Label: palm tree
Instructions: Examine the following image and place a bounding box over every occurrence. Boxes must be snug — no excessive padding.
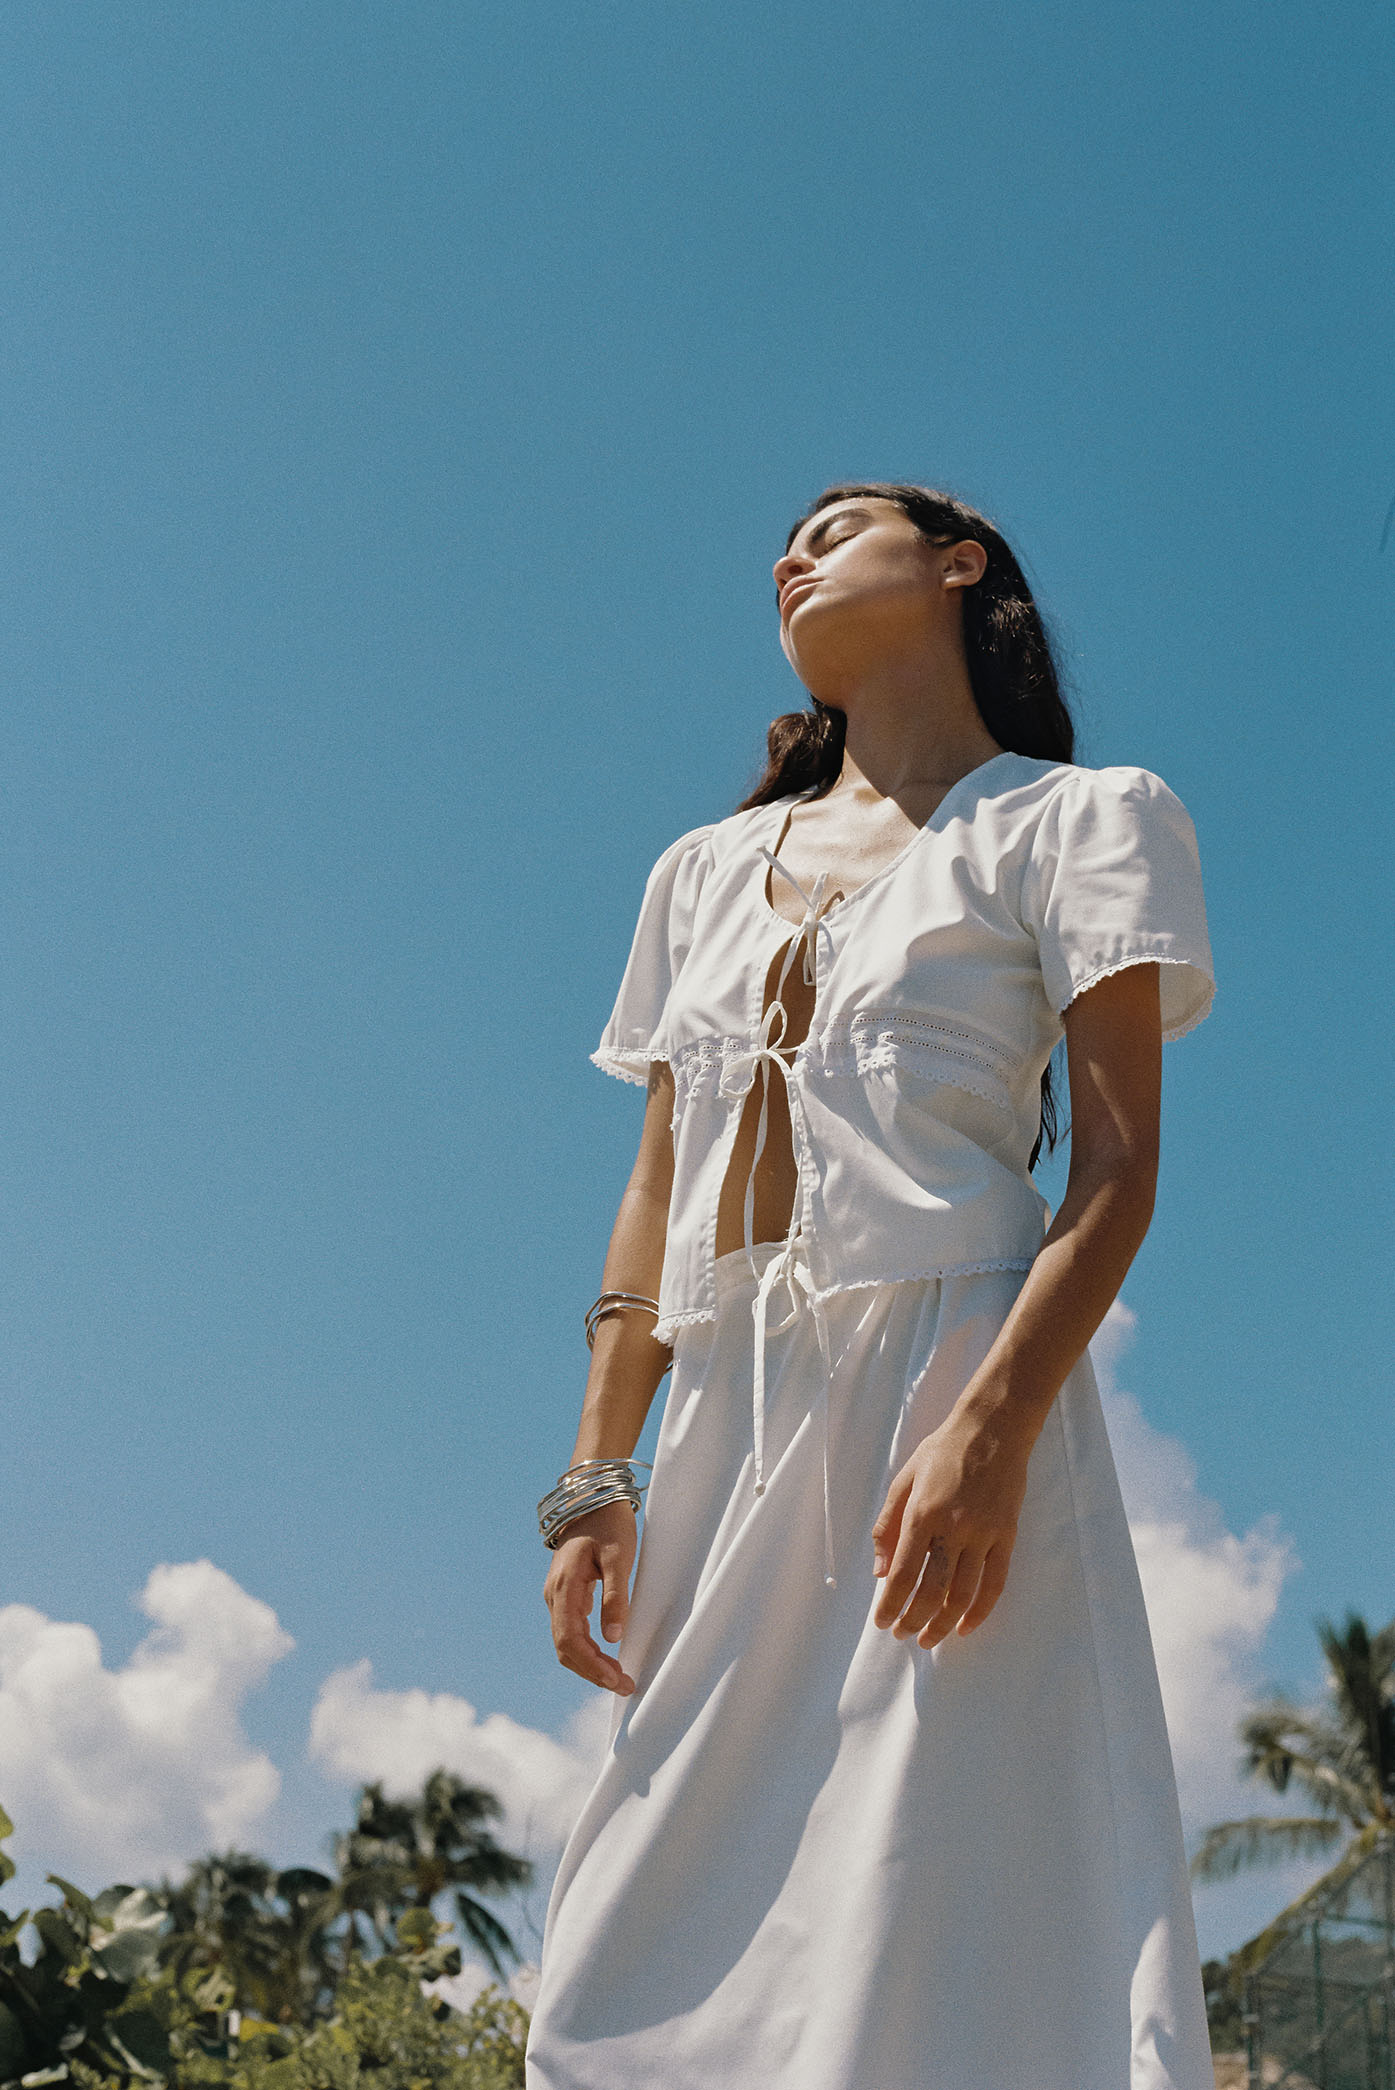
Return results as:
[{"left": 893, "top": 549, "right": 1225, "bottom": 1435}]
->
[
  {"left": 154, "top": 1851, "right": 340, "bottom": 2025},
  {"left": 332, "top": 1768, "right": 534, "bottom": 1979},
  {"left": 1191, "top": 1611, "right": 1395, "bottom": 1890}
]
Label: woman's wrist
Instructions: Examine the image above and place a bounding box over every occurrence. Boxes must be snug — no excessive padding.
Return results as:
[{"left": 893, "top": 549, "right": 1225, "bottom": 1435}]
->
[
  {"left": 549, "top": 1497, "right": 639, "bottom": 1545},
  {"left": 538, "top": 1456, "right": 650, "bottom": 1549},
  {"left": 951, "top": 1370, "right": 1056, "bottom": 1459}
]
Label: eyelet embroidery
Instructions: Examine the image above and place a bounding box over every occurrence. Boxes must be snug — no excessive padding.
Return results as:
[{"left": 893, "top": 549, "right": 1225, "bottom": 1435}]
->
[{"left": 813, "top": 1010, "right": 1016, "bottom": 1110}]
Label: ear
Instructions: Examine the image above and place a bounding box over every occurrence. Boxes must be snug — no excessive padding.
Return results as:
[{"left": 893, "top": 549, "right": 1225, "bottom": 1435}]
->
[{"left": 940, "top": 538, "right": 988, "bottom": 590}]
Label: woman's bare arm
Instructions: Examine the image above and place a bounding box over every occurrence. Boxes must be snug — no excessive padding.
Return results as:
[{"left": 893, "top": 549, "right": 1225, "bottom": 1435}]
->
[
  {"left": 544, "top": 1061, "right": 677, "bottom": 1695},
  {"left": 871, "top": 961, "right": 1163, "bottom": 1647}
]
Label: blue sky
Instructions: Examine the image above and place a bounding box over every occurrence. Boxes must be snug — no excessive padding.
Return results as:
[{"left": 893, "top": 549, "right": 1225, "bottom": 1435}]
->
[{"left": 0, "top": 0, "right": 1390, "bottom": 1965}]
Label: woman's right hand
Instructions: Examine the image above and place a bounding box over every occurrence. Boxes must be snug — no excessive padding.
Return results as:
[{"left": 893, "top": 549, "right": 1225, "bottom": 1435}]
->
[{"left": 543, "top": 1500, "right": 639, "bottom": 1695}]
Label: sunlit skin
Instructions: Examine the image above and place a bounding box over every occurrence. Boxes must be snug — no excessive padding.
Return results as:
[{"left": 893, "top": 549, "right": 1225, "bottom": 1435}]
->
[{"left": 545, "top": 497, "right": 1163, "bottom": 1693}]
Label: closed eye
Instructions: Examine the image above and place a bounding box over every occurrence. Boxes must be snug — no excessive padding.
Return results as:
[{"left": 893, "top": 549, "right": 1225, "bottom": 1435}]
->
[{"left": 776, "top": 508, "right": 872, "bottom": 598}]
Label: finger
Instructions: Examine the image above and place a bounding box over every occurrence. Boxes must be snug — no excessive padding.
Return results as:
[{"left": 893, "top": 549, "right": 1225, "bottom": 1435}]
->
[
  {"left": 558, "top": 1635, "right": 636, "bottom": 1694},
  {"left": 560, "top": 1638, "right": 639, "bottom": 1688},
  {"left": 871, "top": 1470, "right": 912, "bottom": 1578},
  {"left": 547, "top": 1546, "right": 600, "bottom": 1653},
  {"left": 957, "top": 1543, "right": 1011, "bottom": 1635},
  {"left": 545, "top": 1536, "right": 599, "bottom": 1625},
  {"left": 598, "top": 1542, "right": 631, "bottom": 1643},
  {"left": 554, "top": 1586, "right": 636, "bottom": 1693},
  {"left": 550, "top": 1544, "right": 636, "bottom": 1694},
  {"left": 872, "top": 1514, "right": 935, "bottom": 1628},
  {"left": 917, "top": 1548, "right": 986, "bottom": 1649},
  {"left": 891, "top": 1535, "right": 958, "bottom": 1639}
]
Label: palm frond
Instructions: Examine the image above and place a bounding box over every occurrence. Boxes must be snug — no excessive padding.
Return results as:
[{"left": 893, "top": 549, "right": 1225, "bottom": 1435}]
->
[
  {"left": 1239, "top": 1703, "right": 1381, "bottom": 1821},
  {"left": 454, "top": 1891, "right": 519, "bottom": 1981},
  {"left": 1230, "top": 1825, "right": 1391, "bottom": 1972},
  {"left": 1189, "top": 1815, "right": 1343, "bottom": 1882},
  {"left": 1320, "top": 1612, "right": 1384, "bottom": 1744},
  {"left": 1368, "top": 1616, "right": 1395, "bottom": 1682},
  {"left": 1241, "top": 1704, "right": 1348, "bottom": 1775},
  {"left": 1291, "top": 1758, "right": 1384, "bottom": 1825}
]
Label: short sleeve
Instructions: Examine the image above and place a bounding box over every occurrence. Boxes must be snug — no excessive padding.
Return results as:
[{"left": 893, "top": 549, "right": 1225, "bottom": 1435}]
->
[
  {"left": 590, "top": 823, "right": 717, "bottom": 1084},
  {"left": 1021, "top": 766, "right": 1215, "bottom": 1040}
]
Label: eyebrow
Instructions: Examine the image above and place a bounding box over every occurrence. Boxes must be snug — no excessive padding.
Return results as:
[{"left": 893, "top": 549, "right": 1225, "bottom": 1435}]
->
[{"left": 793, "top": 503, "right": 878, "bottom": 557}]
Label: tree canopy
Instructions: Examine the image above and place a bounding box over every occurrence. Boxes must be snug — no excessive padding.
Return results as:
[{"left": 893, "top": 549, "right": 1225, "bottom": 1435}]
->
[
  {"left": 0, "top": 1773, "right": 534, "bottom": 2090},
  {"left": 1192, "top": 1611, "right": 1395, "bottom": 1891}
]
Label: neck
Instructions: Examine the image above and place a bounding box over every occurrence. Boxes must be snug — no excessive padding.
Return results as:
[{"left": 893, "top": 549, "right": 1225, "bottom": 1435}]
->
[{"left": 814, "top": 645, "right": 1002, "bottom": 805}]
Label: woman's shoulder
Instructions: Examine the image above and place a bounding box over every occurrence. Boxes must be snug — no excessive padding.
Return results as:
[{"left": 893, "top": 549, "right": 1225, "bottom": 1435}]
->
[
  {"left": 982, "top": 755, "right": 1198, "bottom": 837},
  {"left": 642, "top": 796, "right": 783, "bottom": 876},
  {"left": 984, "top": 752, "right": 1185, "bottom": 803}
]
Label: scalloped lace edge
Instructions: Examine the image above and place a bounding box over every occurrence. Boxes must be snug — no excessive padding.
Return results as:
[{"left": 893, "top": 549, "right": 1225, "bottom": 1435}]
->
[
  {"left": 1064, "top": 954, "right": 1216, "bottom": 1043},
  {"left": 590, "top": 1045, "right": 667, "bottom": 1087},
  {"left": 809, "top": 1260, "right": 1036, "bottom": 1304},
  {"left": 654, "top": 1306, "right": 717, "bottom": 1344}
]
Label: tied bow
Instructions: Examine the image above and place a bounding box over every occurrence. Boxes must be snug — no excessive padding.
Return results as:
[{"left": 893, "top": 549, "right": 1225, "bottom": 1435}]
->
[{"left": 759, "top": 847, "right": 838, "bottom": 987}]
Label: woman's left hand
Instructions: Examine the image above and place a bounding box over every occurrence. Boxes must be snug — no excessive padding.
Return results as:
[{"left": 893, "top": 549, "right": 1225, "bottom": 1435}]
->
[{"left": 870, "top": 1402, "right": 1030, "bottom": 1648}]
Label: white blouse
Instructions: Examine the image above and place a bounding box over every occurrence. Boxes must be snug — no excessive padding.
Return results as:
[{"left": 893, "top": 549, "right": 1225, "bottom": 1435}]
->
[{"left": 593, "top": 752, "right": 1215, "bottom": 1348}]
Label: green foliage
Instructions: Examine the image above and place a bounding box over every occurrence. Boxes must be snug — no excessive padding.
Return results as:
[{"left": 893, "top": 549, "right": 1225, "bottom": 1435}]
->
[
  {"left": 13, "top": 1954, "right": 527, "bottom": 2090},
  {"left": 0, "top": 1816, "right": 170, "bottom": 2090},
  {"left": 136, "top": 1771, "right": 533, "bottom": 2034},
  {"left": 212, "top": 1954, "right": 529, "bottom": 2090},
  {"left": 1201, "top": 1956, "right": 1245, "bottom": 2051},
  {"left": 332, "top": 1772, "right": 533, "bottom": 1982},
  {"left": 1192, "top": 1610, "right": 1395, "bottom": 1893},
  {"left": 151, "top": 1854, "right": 343, "bottom": 2027},
  {"left": 67, "top": 1944, "right": 527, "bottom": 2090},
  {"left": 0, "top": 1790, "right": 532, "bottom": 2090}
]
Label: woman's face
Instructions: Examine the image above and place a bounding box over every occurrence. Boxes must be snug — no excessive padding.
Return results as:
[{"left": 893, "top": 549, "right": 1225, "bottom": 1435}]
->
[{"left": 772, "top": 496, "right": 984, "bottom": 682}]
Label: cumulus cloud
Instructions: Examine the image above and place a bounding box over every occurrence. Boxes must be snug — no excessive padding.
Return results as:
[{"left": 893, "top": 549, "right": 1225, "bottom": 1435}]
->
[
  {"left": 0, "top": 1560, "right": 293, "bottom": 1886},
  {"left": 309, "top": 1662, "right": 610, "bottom": 1855},
  {"left": 1091, "top": 1300, "right": 1295, "bottom": 1834}
]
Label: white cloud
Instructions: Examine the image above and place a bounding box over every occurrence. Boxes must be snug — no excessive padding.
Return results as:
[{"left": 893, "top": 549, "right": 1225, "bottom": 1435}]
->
[
  {"left": 0, "top": 1560, "right": 294, "bottom": 1887},
  {"left": 308, "top": 1661, "right": 610, "bottom": 1855},
  {"left": 1091, "top": 1300, "right": 1295, "bottom": 1834}
]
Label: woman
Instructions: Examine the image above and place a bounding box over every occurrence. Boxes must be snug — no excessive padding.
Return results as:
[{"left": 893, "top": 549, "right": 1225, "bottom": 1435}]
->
[{"left": 525, "top": 483, "right": 1217, "bottom": 2090}]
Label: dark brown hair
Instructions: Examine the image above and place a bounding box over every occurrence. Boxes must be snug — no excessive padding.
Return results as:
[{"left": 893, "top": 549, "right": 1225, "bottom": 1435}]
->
[{"left": 740, "top": 481, "right": 1076, "bottom": 1168}]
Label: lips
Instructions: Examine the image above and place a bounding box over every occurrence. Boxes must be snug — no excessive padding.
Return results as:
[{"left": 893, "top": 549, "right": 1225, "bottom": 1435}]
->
[{"left": 780, "top": 576, "right": 821, "bottom": 618}]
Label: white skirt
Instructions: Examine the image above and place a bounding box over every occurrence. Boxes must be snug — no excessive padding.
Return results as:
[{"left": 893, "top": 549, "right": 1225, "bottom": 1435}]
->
[{"left": 526, "top": 1237, "right": 1213, "bottom": 2090}]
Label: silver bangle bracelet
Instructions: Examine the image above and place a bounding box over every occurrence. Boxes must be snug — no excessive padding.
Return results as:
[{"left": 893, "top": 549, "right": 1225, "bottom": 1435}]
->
[
  {"left": 584, "top": 1291, "right": 673, "bottom": 1376},
  {"left": 537, "top": 1456, "right": 653, "bottom": 1550}
]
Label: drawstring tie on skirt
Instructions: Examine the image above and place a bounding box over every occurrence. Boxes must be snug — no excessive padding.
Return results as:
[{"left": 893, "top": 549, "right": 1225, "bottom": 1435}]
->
[{"left": 742, "top": 847, "right": 839, "bottom": 1589}]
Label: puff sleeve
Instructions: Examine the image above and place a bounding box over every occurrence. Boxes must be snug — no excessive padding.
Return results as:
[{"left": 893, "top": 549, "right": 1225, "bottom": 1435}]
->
[
  {"left": 1021, "top": 766, "right": 1215, "bottom": 1041},
  {"left": 590, "top": 823, "right": 717, "bottom": 1083}
]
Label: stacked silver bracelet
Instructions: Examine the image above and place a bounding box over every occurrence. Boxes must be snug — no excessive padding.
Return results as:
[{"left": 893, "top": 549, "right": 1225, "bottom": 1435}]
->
[
  {"left": 584, "top": 1289, "right": 673, "bottom": 1376},
  {"left": 537, "top": 1290, "right": 670, "bottom": 1549},
  {"left": 537, "top": 1457, "right": 653, "bottom": 1549}
]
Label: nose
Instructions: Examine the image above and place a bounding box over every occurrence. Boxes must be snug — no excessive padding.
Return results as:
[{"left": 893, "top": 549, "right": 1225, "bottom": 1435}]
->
[{"left": 773, "top": 548, "right": 815, "bottom": 597}]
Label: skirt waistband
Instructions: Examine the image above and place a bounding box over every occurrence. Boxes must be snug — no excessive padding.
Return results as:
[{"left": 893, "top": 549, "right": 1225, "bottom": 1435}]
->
[{"left": 712, "top": 1233, "right": 807, "bottom": 1303}]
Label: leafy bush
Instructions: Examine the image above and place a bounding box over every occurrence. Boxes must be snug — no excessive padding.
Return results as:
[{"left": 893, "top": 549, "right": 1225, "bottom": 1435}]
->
[
  {"left": 0, "top": 1807, "right": 173, "bottom": 2088},
  {"left": 209, "top": 1955, "right": 528, "bottom": 2090},
  {"left": 0, "top": 1805, "right": 530, "bottom": 2090}
]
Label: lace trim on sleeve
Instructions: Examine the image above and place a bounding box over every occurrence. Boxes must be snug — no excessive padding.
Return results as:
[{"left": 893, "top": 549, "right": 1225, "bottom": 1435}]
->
[
  {"left": 1061, "top": 952, "right": 1216, "bottom": 1042},
  {"left": 589, "top": 1045, "right": 668, "bottom": 1087}
]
